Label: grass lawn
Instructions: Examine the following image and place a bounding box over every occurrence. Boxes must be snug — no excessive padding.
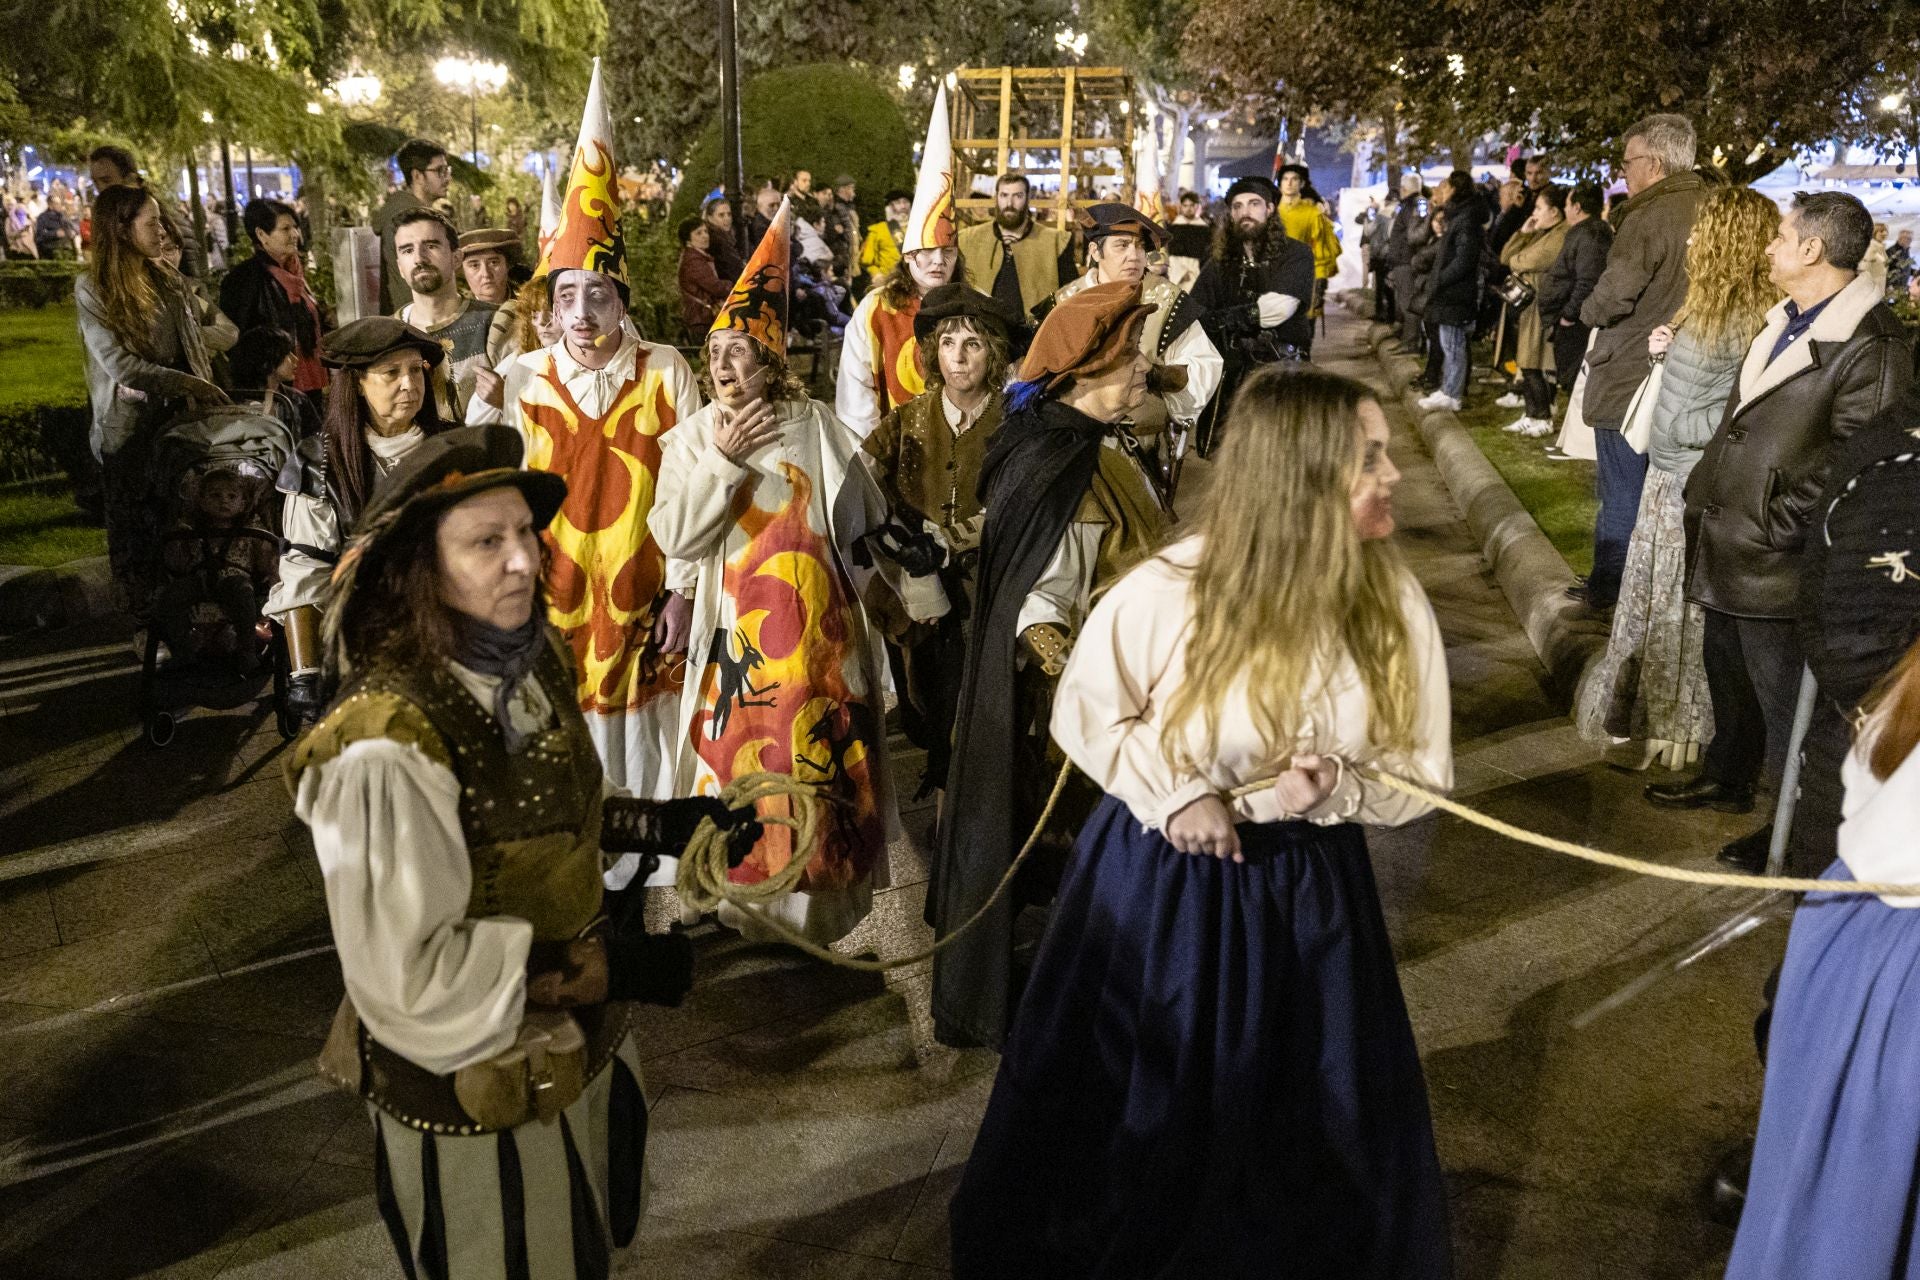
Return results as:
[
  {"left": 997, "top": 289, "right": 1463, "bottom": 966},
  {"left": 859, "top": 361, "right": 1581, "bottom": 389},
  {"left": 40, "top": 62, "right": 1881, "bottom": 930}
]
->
[
  {"left": 0, "top": 303, "right": 86, "bottom": 413},
  {"left": 1452, "top": 369, "right": 1599, "bottom": 577},
  {"left": 0, "top": 479, "right": 104, "bottom": 567}
]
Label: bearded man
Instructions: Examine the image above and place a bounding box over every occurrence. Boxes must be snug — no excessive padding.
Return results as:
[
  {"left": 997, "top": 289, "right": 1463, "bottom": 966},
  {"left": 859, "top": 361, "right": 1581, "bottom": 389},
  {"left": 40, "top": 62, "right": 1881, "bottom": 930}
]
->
[
  {"left": 1189, "top": 175, "right": 1315, "bottom": 454},
  {"left": 391, "top": 207, "right": 498, "bottom": 422},
  {"left": 958, "top": 173, "right": 1077, "bottom": 320}
]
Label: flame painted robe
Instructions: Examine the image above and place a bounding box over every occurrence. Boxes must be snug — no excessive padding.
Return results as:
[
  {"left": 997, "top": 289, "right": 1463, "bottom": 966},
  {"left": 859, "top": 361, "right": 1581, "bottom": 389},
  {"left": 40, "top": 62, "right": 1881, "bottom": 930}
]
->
[
  {"left": 835, "top": 290, "right": 924, "bottom": 441},
  {"left": 650, "top": 397, "right": 899, "bottom": 944},
  {"left": 508, "top": 335, "right": 702, "bottom": 803}
]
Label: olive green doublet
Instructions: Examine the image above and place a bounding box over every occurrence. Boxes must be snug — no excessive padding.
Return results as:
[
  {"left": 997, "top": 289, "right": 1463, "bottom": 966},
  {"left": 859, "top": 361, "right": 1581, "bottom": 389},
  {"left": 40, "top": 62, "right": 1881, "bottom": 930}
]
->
[{"left": 288, "top": 632, "right": 606, "bottom": 942}]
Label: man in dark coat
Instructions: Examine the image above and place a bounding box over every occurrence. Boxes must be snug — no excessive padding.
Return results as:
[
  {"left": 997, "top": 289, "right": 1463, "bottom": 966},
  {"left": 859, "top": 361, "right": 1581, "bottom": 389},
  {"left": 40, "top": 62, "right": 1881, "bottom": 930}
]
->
[
  {"left": 1415, "top": 171, "right": 1489, "bottom": 412},
  {"left": 1188, "top": 175, "right": 1315, "bottom": 455},
  {"left": 1575, "top": 114, "right": 1707, "bottom": 612},
  {"left": 1536, "top": 182, "right": 1613, "bottom": 389},
  {"left": 1656, "top": 191, "right": 1913, "bottom": 871},
  {"left": 928, "top": 281, "right": 1167, "bottom": 1049},
  {"left": 1389, "top": 178, "right": 1435, "bottom": 352}
]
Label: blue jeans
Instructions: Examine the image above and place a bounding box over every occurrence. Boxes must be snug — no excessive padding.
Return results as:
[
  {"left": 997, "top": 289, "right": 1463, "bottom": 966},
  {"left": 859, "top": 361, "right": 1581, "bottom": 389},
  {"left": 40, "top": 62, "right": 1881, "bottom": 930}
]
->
[
  {"left": 1588, "top": 423, "right": 1647, "bottom": 607},
  {"left": 1437, "top": 324, "right": 1470, "bottom": 400}
]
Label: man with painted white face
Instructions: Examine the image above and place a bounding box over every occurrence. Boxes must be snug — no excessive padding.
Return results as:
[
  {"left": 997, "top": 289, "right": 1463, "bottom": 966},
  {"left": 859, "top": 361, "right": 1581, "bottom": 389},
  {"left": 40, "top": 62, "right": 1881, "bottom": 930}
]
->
[
  {"left": 391, "top": 207, "right": 497, "bottom": 422},
  {"left": 863, "top": 284, "right": 1028, "bottom": 791},
  {"left": 1051, "top": 202, "right": 1223, "bottom": 494},
  {"left": 840, "top": 83, "right": 964, "bottom": 440}
]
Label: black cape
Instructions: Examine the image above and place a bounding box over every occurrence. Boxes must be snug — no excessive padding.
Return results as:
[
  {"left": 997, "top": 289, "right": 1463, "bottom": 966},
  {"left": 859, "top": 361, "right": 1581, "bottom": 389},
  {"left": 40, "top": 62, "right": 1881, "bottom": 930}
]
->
[{"left": 928, "top": 396, "right": 1107, "bottom": 1049}]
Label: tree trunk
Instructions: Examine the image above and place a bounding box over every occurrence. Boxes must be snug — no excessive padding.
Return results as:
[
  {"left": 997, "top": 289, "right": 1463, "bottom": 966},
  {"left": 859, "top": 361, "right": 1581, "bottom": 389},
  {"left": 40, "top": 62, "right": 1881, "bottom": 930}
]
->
[
  {"left": 185, "top": 149, "right": 207, "bottom": 255},
  {"left": 1383, "top": 105, "right": 1402, "bottom": 194},
  {"left": 1449, "top": 137, "right": 1473, "bottom": 172},
  {"left": 1166, "top": 99, "right": 1194, "bottom": 197},
  {"left": 1191, "top": 127, "right": 1212, "bottom": 193}
]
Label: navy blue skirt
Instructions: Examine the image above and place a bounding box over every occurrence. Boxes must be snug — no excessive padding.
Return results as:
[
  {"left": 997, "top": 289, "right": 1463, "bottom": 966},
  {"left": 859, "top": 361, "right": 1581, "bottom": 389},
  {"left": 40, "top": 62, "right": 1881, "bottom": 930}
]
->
[{"left": 950, "top": 794, "right": 1452, "bottom": 1280}]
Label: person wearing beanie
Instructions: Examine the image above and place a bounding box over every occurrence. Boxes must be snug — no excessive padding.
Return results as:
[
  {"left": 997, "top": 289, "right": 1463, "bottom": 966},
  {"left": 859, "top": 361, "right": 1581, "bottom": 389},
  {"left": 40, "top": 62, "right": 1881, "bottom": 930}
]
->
[
  {"left": 928, "top": 279, "right": 1172, "bottom": 1051},
  {"left": 290, "top": 423, "right": 761, "bottom": 1280},
  {"left": 1190, "top": 174, "right": 1316, "bottom": 454}
]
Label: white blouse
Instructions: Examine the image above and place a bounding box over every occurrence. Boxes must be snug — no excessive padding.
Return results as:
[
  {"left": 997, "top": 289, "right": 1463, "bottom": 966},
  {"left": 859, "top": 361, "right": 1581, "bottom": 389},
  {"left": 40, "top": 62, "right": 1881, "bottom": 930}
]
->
[
  {"left": 1051, "top": 537, "right": 1453, "bottom": 831},
  {"left": 266, "top": 426, "right": 425, "bottom": 619},
  {"left": 295, "top": 663, "right": 562, "bottom": 1074},
  {"left": 1838, "top": 719, "right": 1920, "bottom": 907}
]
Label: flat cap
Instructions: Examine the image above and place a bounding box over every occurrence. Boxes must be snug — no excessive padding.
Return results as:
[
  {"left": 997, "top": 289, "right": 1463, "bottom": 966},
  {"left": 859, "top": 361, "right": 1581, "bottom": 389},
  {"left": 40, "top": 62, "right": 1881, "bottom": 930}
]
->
[
  {"left": 912, "top": 283, "right": 1031, "bottom": 356},
  {"left": 457, "top": 227, "right": 523, "bottom": 263},
  {"left": 320, "top": 317, "right": 447, "bottom": 371},
  {"left": 354, "top": 425, "right": 567, "bottom": 545},
  {"left": 1074, "top": 202, "right": 1167, "bottom": 250},
  {"left": 1016, "top": 280, "right": 1153, "bottom": 391}
]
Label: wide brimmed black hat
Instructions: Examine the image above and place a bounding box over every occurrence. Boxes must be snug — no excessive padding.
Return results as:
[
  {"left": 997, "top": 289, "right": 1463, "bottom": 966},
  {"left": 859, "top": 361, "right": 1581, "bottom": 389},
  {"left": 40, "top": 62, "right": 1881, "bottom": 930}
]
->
[
  {"left": 320, "top": 317, "right": 447, "bottom": 371},
  {"left": 353, "top": 425, "right": 566, "bottom": 544},
  {"left": 912, "top": 283, "right": 1032, "bottom": 357},
  {"left": 1074, "top": 201, "right": 1167, "bottom": 250},
  {"left": 1225, "top": 175, "right": 1280, "bottom": 205}
]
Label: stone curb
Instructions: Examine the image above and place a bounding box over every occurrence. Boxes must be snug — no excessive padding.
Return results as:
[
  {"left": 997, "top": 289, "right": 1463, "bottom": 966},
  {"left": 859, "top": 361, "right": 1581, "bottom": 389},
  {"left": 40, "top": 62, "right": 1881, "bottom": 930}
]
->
[
  {"left": 0, "top": 555, "right": 116, "bottom": 635},
  {"left": 1351, "top": 311, "right": 1608, "bottom": 702}
]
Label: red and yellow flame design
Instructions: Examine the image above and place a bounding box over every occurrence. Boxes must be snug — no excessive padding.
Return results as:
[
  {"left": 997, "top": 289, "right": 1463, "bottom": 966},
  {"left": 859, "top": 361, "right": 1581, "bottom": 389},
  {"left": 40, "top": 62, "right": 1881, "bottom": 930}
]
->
[
  {"left": 538, "top": 137, "right": 626, "bottom": 285},
  {"left": 690, "top": 462, "right": 884, "bottom": 890},
  {"left": 519, "top": 351, "right": 684, "bottom": 714},
  {"left": 865, "top": 293, "right": 926, "bottom": 418}
]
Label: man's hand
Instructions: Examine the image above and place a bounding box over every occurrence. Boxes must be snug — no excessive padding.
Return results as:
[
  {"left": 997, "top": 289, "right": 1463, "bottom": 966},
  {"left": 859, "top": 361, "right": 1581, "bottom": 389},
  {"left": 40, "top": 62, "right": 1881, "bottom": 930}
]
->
[
  {"left": 714, "top": 400, "right": 782, "bottom": 463},
  {"left": 1166, "top": 794, "right": 1242, "bottom": 862},
  {"left": 474, "top": 365, "right": 504, "bottom": 409},
  {"left": 651, "top": 591, "right": 692, "bottom": 653}
]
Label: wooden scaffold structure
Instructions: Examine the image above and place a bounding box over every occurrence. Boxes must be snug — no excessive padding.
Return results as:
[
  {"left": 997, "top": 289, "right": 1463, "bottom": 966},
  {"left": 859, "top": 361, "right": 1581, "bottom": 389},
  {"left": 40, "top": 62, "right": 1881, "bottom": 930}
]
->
[{"left": 948, "top": 66, "right": 1136, "bottom": 229}]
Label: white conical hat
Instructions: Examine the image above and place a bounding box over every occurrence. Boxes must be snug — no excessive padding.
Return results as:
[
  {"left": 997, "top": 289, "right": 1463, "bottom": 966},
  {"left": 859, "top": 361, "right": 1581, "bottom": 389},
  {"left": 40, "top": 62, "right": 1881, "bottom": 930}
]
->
[
  {"left": 537, "top": 159, "right": 561, "bottom": 264},
  {"left": 537, "top": 57, "right": 625, "bottom": 286},
  {"left": 903, "top": 81, "right": 957, "bottom": 254},
  {"left": 1134, "top": 124, "right": 1165, "bottom": 224}
]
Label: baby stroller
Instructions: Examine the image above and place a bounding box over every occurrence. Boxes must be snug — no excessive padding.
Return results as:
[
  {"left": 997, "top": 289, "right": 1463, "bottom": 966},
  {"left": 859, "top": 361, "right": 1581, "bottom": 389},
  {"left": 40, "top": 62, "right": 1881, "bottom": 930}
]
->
[{"left": 138, "top": 406, "right": 300, "bottom": 746}]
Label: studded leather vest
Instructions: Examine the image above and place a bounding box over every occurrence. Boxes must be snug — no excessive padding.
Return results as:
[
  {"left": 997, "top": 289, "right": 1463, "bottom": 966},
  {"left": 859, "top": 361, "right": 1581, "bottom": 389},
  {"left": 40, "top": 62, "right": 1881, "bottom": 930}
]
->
[{"left": 289, "top": 629, "right": 605, "bottom": 942}]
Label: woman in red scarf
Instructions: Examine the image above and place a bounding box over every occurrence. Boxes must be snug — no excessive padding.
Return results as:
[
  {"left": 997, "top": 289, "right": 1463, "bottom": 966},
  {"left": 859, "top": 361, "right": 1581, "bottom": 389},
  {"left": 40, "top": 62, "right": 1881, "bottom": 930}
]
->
[{"left": 218, "top": 198, "right": 328, "bottom": 397}]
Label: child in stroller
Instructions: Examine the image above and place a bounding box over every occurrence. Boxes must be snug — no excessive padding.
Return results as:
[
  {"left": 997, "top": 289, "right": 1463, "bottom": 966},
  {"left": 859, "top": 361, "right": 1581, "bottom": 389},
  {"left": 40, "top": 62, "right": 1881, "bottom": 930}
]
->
[{"left": 152, "top": 461, "right": 279, "bottom": 672}]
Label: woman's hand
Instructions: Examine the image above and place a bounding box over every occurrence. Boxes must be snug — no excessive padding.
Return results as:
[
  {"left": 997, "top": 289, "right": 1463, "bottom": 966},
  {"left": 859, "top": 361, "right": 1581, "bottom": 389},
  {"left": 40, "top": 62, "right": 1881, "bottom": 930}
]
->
[
  {"left": 1272, "top": 754, "right": 1340, "bottom": 815},
  {"left": 182, "top": 377, "right": 229, "bottom": 408},
  {"left": 1646, "top": 324, "right": 1675, "bottom": 359},
  {"left": 1165, "top": 794, "right": 1242, "bottom": 862},
  {"left": 713, "top": 399, "right": 781, "bottom": 463},
  {"left": 527, "top": 937, "right": 609, "bottom": 1007}
]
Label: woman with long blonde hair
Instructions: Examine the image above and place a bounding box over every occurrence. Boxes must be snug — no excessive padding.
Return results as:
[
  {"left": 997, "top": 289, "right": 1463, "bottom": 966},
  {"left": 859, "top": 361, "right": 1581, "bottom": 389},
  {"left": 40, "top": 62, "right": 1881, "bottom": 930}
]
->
[
  {"left": 1578, "top": 184, "right": 1780, "bottom": 771},
  {"left": 950, "top": 365, "right": 1454, "bottom": 1279},
  {"left": 75, "top": 183, "right": 227, "bottom": 635}
]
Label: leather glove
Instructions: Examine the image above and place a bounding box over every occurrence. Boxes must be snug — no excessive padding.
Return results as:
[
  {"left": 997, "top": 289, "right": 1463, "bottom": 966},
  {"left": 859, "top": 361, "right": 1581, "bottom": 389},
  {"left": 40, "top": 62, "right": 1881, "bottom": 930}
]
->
[
  {"left": 603, "top": 796, "right": 764, "bottom": 868},
  {"left": 872, "top": 522, "right": 948, "bottom": 578},
  {"left": 1256, "top": 291, "right": 1296, "bottom": 327},
  {"left": 605, "top": 929, "right": 695, "bottom": 1007},
  {"left": 1021, "top": 622, "right": 1071, "bottom": 678}
]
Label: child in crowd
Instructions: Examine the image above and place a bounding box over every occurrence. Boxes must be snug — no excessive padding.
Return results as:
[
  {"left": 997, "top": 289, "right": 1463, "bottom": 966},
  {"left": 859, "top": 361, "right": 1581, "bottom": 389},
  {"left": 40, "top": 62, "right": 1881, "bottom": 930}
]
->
[{"left": 153, "top": 464, "right": 278, "bottom": 669}]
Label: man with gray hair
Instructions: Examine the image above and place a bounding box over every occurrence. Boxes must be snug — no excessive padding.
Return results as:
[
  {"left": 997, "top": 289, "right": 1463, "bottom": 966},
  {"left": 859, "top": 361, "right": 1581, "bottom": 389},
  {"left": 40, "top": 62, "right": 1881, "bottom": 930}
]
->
[
  {"left": 1386, "top": 172, "right": 1432, "bottom": 351},
  {"left": 1574, "top": 113, "right": 1707, "bottom": 614},
  {"left": 1657, "top": 191, "right": 1912, "bottom": 872}
]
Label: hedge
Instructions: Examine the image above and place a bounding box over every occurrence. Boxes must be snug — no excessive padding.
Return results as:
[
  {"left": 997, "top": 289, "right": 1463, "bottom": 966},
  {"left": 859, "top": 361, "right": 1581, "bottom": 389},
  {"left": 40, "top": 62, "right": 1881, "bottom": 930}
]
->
[{"left": 0, "top": 259, "right": 83, "bottom": 310}]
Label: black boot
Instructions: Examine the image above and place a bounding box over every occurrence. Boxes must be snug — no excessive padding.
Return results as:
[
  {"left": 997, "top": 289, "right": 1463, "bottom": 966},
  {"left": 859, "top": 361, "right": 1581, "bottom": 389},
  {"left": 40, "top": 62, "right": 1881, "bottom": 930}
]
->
[
  {"left": 1645, "top": 776, "right": 1756, "bottom": 813},
  {"left": 1716, "top": 826, "right": 1773, "bottom": 873}
]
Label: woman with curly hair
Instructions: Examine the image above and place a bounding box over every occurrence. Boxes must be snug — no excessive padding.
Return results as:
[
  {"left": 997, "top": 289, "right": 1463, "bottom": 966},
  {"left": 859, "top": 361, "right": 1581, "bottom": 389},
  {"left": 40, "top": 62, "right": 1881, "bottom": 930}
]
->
[{"left": 1577, "top": 185, "right": 1781, "bottom": 770}]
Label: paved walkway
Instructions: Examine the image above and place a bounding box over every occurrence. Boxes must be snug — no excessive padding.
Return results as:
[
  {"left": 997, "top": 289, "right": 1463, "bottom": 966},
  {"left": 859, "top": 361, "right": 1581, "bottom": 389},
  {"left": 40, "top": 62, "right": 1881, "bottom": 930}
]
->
[{"left": 0, "top": 311, "right": 1778, "bottom": 1278}]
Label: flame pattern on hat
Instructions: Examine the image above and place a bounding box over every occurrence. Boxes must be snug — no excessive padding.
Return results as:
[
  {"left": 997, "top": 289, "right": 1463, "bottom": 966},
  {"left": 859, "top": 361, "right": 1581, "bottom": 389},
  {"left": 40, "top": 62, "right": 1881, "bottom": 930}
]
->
[
  {"left": 538, "top": 58, "right": 627, "bottom": 287},
  {"left": 904, "top": 82, "right": 957, "bottom": 254},
  {"left": 710, "top": 195, "right": 791, "bottom": 353}
]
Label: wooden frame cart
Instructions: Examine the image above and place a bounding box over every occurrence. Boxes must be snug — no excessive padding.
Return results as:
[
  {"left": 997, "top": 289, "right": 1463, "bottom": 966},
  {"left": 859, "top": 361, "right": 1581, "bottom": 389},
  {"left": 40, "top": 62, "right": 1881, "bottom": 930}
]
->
[{"left": 948, "top": 66, "right": 1137, "bottom": 229}]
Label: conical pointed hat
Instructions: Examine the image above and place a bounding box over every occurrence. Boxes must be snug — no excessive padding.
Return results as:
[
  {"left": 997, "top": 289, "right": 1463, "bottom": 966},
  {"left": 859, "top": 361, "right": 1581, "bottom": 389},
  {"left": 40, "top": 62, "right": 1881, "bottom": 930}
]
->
[
  {"left": 536, "top": 160, "right": 562, "bottom": 267},
  {"left": 710, "top": 195, "right": 790, "bottom": 354},
  {"left": 1134, "top": 129, "right": 1166, "bottom": 225},
  {"left": 903, "top": 82, "right": 957, "bottom": 254},
  {"left": 538, "top": 58, "right": 627, "bottom": 291}
]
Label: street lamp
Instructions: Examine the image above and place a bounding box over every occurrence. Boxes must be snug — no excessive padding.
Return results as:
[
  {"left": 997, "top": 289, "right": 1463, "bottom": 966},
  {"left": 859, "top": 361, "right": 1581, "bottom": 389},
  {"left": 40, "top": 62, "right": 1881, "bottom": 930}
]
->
[
  {"left": 330, "top": 71, "right": 383, "bottom": 108},
  {"left": 434, "top": 56, "right": 510, "bottom": 166}
]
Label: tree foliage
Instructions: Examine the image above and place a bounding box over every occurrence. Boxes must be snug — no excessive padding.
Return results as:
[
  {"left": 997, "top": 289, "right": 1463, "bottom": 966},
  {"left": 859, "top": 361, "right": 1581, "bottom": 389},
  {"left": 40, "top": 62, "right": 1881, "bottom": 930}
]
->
[{"left": 1181, "top": 0, "right": 1920, "bottom": 181}]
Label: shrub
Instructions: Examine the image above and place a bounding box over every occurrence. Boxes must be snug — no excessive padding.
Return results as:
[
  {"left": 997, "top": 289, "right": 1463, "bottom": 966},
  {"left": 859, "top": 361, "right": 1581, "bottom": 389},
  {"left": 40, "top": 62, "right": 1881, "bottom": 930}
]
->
[
  {"left": 0, "top": 259, "right": 83, "bottom": 310},
  {"left": 670, "top": 64, "right": 917, "bottom": 233}
]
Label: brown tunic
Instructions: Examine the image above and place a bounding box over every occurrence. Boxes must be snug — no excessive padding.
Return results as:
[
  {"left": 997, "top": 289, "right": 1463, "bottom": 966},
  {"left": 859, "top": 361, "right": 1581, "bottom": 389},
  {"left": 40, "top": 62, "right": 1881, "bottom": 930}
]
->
[{"left": 864, "top": 387, "right": 1004, "bottom": 552}]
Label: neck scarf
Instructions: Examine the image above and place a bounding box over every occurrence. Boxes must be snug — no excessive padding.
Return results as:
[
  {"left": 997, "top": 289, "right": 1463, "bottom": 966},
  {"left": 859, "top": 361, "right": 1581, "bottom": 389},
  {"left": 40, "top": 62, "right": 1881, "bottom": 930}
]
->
[
  {"left": 264, "top": 253, "right": 327, "bottom": 393},
  {"left": 450, "top": 611, "right": 546, "bottom": 753}
]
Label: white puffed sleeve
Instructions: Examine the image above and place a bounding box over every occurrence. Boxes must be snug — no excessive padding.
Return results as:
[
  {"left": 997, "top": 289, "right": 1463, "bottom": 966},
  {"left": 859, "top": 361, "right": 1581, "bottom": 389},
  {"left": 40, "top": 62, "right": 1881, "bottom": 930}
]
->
[
  {"left": 296, "top": 737, "right": 531, "bottom": 1074},
  {"left": 660, "top": 350, "right": 709, "bottom": 593},
  {"left": 649, "top": 407, "right": 752, "bottom": 563},
  {"left": 1162, "top": 320, "right": 1224, "bottom": 423},
  {"left": 1050, "top": 564, "right": 1213, "bottom": 829},
  {"left": 1015, "top": 523, "right": 1103, "bottom": 637},
  {"left": 265, "top": 490, "right": 340, "bottom": 619},
  {"left": 835, "top": 294, "right": 883, "bottom": 440}
]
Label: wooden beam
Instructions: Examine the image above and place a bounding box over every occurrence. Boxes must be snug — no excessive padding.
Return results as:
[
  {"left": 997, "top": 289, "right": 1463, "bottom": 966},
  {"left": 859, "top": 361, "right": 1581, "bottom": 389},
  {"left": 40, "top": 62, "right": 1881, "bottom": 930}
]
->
[
  {"left": 1057, "top": 65, "right": 1078, "bottom": 229},
  {"left": 996, "top": 66, "right": 1011, "bottom": 180}
]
